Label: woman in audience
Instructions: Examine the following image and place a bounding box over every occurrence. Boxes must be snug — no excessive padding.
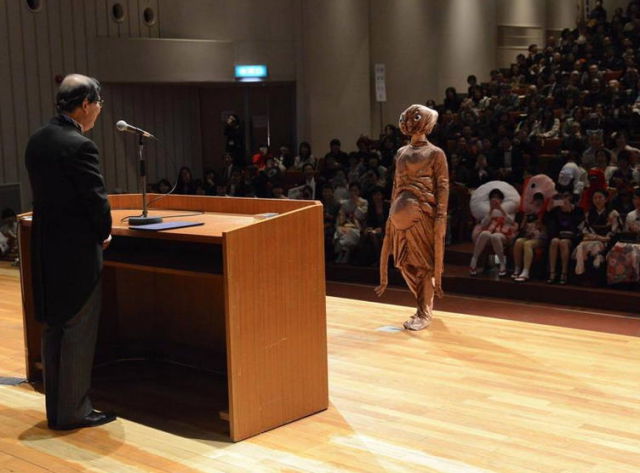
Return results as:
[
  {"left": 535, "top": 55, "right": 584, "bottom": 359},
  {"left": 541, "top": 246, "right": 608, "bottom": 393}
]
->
[
  {"left": 359, "top": 186, "right": 390, "bottom": 265},
  {"left": 334, "top": 182, "right": 368, "bottom": 264},
  {"left": 292, "top": 142, "right": 316, "bottom": 170},
  {"left": 444, "top": 87, "right": 461, "bottom": 112},
  {"left": 530, "top": 108, "right": 561, "bottom": 139},
  {"left": 545, "top": 190, "right": 584, "bottom": 284},
  {"left": 176, "top": 166, "right": 196, "bottom": 195},
  {"left": 623, "top": 188, "right": 640, "bottom": 233},
  {"left": 574, "top": 189, "right": 621, "bottom": 275},
  {"left": 469, "top": 154, "right": 492, "bottom": 188},
  {"left": 512, "top": 192, "right": 547, "bottom": 282},
  {"left": 321, "top": 184, "right": 340, "bottom": 261},
  {"left": 469, "top": 189, "right": 516, "bottom": 277}
]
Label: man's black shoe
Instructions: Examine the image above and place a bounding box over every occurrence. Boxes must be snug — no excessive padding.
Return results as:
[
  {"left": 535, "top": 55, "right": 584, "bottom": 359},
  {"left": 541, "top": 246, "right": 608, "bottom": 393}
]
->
[{"left": 49, "top": 410, "right": 116, "bottom": 430}]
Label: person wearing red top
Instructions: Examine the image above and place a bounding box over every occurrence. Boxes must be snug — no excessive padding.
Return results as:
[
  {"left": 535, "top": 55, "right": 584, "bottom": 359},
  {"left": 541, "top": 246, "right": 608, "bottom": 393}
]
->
[{"left": 251, "top": 144, "right": 271, "bottom": 170}]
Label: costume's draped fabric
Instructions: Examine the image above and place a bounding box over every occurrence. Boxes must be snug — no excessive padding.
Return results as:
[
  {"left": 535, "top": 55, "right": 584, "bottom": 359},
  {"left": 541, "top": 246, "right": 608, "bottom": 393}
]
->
[{"left": 384, "top": 141, "right": 449, "bottom": 317}]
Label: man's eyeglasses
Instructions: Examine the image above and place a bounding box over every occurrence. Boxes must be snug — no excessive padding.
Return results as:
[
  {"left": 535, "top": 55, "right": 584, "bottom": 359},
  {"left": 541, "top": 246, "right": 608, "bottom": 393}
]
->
[{"left": 94, "top": 98, "right": 104, "bottom": 107}]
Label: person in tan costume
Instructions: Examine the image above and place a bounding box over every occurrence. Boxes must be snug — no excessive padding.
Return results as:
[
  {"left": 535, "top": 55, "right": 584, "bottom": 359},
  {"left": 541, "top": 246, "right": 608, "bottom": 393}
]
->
[{"left": 375, "top": 104, "right": 449, "bottom": 330}]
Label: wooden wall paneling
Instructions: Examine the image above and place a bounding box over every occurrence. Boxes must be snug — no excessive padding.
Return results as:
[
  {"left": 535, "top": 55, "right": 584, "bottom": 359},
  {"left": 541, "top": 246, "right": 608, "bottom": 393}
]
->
[
  {"left": 142, "top": 85, "right": 157, "bottom": 183},
  {"left": 111, "top": 84, "right": 127, "bottom": 190},
  {"left": 95, "top": 0, "right": 109, "bottom": 37},
  {"left": 59, "top": 0, "right": 76, "bottom": 73},
  {"left": 122, "top": 85, "right": 138, "bottom": 192},
  {"left": 0, "top": 0, "right": 14, "bottom": 183},
  {"left": 137, "top": 0, "right": 147, "bottom": 38},
  {"left": 71, "top": 0, "right": 88, "bottom": 74},
  {"left": 98, "top": 85, "right": 117, "bottom": 191},
  {"left": 151, "top": 85, "right": 170, "bottom": 182},
  {"left": 5, "top": 1, "right": 28, "bottom": 185},
  {"left": 127, "top": 0, "right": 141, "bottom": 38},
  {"left": 106, "top": 0, "right": 120, "bottom": 38},
  {"left": 223, "top": 205, "right": 328, "bottom": 441},
  {"left": 190, "top": 88, "right": 203, "bottom": 176},
  {"left": 162, "top": 85, "right": 176, "bottom": 183},
  {"left": 172, "top": 88, "right": 186, "bottom": 176},
  {"left": 33, "top": 3, "right": 54, "bottom": 124},
  {"left": 150, "top": 0, "right": 160, "bottom": 38},
  {"left": 139, "top": 0, "right": 159, "bottom": 38},
  {"left": 84, "top": 1, "right": 99, "bottom": 75},
  {"left": 19, "top": 3, "right": 41, "bottom": 136},
  {"left": 46, "top": 0, "right": 64, "bottom": 95}
]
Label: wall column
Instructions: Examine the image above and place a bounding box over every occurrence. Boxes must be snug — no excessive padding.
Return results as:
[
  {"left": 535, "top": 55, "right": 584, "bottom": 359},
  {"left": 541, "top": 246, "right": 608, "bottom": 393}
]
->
[{"left": 296, "top": 0, "right": 371, "bottom": 154}]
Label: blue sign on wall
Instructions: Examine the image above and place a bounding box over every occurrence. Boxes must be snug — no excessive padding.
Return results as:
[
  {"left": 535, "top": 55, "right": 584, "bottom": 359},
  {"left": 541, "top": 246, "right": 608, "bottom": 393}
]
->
[{"left": 235, "top": 65, "right": 268, "bottom": 80}]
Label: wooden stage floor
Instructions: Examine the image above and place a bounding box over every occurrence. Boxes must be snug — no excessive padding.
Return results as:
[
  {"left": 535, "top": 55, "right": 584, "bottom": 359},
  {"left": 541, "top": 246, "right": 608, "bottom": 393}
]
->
[{"left": 1, "top": 263, "right": 640, "bottom": 472}]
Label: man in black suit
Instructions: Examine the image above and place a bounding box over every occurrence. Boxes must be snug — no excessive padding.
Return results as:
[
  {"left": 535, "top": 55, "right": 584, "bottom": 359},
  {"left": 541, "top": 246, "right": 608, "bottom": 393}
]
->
[{"left": 25, "top": 74, "right": 115, "bottom": 430}]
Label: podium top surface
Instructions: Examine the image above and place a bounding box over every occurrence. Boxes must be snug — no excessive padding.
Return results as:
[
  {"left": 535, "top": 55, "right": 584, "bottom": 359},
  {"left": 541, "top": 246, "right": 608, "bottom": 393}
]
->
[{"left": 110, "top": 209, "right": 258, "bottom": 243}]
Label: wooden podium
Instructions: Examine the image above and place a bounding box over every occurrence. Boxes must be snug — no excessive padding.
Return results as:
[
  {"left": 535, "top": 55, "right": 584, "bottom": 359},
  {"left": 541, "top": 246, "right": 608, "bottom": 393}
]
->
[{"left": 18, "top": 194, "right": 329, "bottom": 441}]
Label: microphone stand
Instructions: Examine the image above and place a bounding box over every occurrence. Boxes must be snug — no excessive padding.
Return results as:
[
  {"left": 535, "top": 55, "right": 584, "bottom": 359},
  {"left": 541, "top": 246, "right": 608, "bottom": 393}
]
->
[{"left": 128, "top": 134, "right": 162, "bottom": 226}]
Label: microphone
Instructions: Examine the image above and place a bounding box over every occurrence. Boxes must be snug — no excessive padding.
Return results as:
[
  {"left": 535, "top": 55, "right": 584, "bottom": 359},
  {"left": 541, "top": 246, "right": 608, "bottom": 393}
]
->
[{"left": 115, "top": 120, "right": 156, "bottom": 139}]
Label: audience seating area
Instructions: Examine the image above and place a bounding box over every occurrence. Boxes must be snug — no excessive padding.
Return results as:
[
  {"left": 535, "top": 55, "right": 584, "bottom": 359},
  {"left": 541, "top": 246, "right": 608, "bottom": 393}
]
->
[{"left": 136, "top": 1, "right": 640, "bottom": 299}]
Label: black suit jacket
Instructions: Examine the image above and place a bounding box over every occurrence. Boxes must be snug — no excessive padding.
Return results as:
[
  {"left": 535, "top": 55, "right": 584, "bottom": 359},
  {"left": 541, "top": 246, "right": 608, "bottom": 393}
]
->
[{"left": 25, "top": 116, "right": 112, "bottom": 325}]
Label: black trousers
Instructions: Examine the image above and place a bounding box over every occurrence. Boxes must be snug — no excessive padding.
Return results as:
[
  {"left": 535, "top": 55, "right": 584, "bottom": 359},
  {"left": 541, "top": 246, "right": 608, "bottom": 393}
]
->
[{"left": 42, "top": 281, "right": 102, "bottom": 426}]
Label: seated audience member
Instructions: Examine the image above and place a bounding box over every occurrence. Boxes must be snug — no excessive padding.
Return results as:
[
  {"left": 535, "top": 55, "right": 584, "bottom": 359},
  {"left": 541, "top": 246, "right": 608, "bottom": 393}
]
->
[
  {"left": 610, "top": 185, "right": 635, "bottom": 221},
  {"left": 581, "top": 131, "right": 609, "bottom": 170},
  {"left": 557, "top": 153, "right": 588, "bottom": 199},
  {"left": 275, "top": 145, "right": 293, "bottom": 170},
  {"left": 610, "top": 131, "right": 639, "bottom": 165},
  {"left": 561, "top": 122, "right": 587, "bottom": 155},
  {"left": 359, "top": 186, "right": 390, "bottom": 265},
  {"left": 292, "top": 141, "right": 316, "bottom": 170},
  {"left": 301, "top": 162, "right": 321, "bottom": 199},
  {"left": 530, "top": 108, "right": 561, "bottom": 139},
  {"left": 592, "top": 148, "right": 616, "bottom": 182},
  {"left": 359, "top": 167, "right": 383, "bottom": 199},
  {"left": 346, "top": 154, "right": 365, "bottom": 184},
  {"left": 609, "top": 150, "right": 638, "bottom": 187},
  {"left": 378, "top": 135, "right": 398, "bottom": 168},
  {"left": 193, "top": 179, "right": 206, "bottom": 195},
  {"left": 321, "top": 184, "right": 340, "bottom": 260},
  {"left": 579, "top": 168, "right": 608, "bottom": 211},
  {"left": 227, "top": 169, "right": 248, "bottom": 197},
  {"left": 329, "top": 169, "right": 350, "bottom": 202},
  {"left": 203, "top": 168, "right": 217, "bottom": 195},
  {"left": 157, "top": 179, "right": 172, "bottom": 194},
  {"left": 219, "top": 152, "right": 235, "bottom": 183},
  {"left": 512, "top": 192, "right": 547, "bottom": 282},
  {"left": 324, "top": 138, "right": 349, "bottom": 168},
  {"left": 270, "top": 182, "right": 287, "bottom": 199},
  {"left": 623, "top": 188, "right": 640, "bottom": 233},
  {"left": 574, "top": 189, "right": 620, "bottom": 275},
  {"left": 469, "top": 189, "right": 517, "bottom": 277},
  {"left": 489, "top": 137, "right": 517, "bottom": 182},
  {"left": 545, "top": 190, "right": 584, "bottom": 284},
  {"left": 176, "top": 166, "right": 196, "bottom": 195},
  {"left": 364, "top": 154, "right": 388, "bottom": 183},
  {"left": 606, "top": 187, "right": 640, "bottom": 285},
  {"left": 215, "top": 181, "right": 229, "bottom": 197},
  {"left": 251, "top": 144, "right": 271, "bottom": 170},
  {"left": 334, "top": 182, "right": 368, "bottom": 264},
  {"left": 469, "top": 154, "right": 492, "bottom": 188},
  {"left": 0, "top": 208, "right": 18, "bottom": 260},
  {"left": 444, "top": 86, "right": 461, "bottom": 112},
  {"left": 263, "top": 157, "right": 282, "bottom": 180}
]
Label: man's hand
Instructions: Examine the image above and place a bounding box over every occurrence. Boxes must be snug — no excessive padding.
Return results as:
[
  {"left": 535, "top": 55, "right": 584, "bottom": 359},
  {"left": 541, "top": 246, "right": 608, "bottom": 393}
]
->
[{"left": 102, "top": 234, "right": 112, "bottom": 250}]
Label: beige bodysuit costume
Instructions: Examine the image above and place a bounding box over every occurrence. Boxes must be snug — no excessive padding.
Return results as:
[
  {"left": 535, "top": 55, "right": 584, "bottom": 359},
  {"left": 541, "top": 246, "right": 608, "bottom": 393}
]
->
[{"left": 376, "top": 105, "right": 449, "bottom": 330}]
